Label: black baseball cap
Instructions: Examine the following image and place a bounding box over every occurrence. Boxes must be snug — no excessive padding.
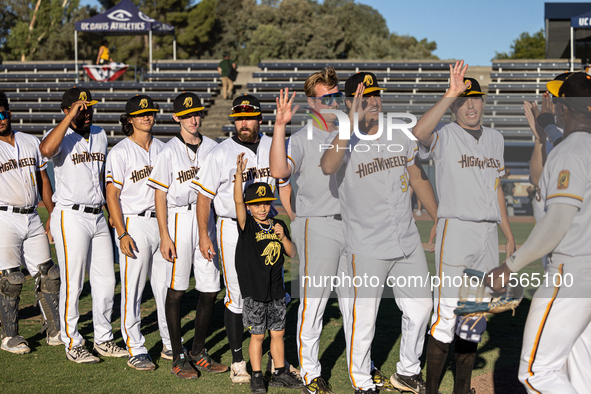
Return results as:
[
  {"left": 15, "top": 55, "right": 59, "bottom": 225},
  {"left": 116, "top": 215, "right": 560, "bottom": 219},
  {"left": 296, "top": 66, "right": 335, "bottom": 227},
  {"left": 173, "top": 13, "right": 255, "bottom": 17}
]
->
[
  {"left": 344, "top": 72, "right": 386, "bottom": 97},
  {"left": 548, "top": 72, "right": 591, "bottom": 114},
  {"left": 173, "top": 92, "right": 204, "bottom": 116},
  {"left": 62, "top": 87, "right": 98, "bottom": 109},
  {"left": 126, "top": 95, "right": 159, "bottom": 116},
  {"left": 244, "top": 182, "right": 277, "bottom": 204},
  {"left": 546, "top": 72, "right": 573, "bottom": 96},
  {"left": 459, "top": 78, "right": 485, "bottom": 97},
  {"left": 230, "top": 94, "right": 261, "bottom": 117}
]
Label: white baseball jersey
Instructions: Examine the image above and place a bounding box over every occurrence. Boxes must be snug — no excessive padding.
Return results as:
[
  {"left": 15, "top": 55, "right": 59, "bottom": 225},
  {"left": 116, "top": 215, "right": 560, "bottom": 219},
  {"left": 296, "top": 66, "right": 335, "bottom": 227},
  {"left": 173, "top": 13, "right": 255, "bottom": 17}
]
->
[
  {"left": 539, "top": 132, "right": 591, "bottom": 257},
  {"left": 334, "top": 130, "right": 420, "bottom": 259},
  {"left": 418, "top": 122, "right": 505, "bottom": 222},
  {"left": 0, "top": 131, "right": 47, "bottom": 207},
  {"left": 106, "top": 137, "right": 165, "bottom": 215},
  {"left": 44, "top": 126, "right": 107, "bottom": 207},
  {"left": 286, "top": 126, "right": 340, "bottom": 217},
  {"left": 192, "top": 134, "right": 279, "bottom": 217},
  {"left": 147, "top": 135, "right": 217, "bottom": 208}
]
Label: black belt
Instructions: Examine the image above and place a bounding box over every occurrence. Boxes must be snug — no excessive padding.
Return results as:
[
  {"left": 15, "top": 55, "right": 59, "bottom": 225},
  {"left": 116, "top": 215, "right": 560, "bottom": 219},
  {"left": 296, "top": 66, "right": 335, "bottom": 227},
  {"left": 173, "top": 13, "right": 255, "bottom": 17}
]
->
[
  {"left": 138, "top": 211, "right": 157, "bottom": 218},
  {"left": 0, "top": 267, "right": 21, "bottom": 276},
  {"left": 72, "top": 204, "right": 102, "bottom": 215},
  {"left": 0, "top": 206, "right": 35, "bottom": 214}
]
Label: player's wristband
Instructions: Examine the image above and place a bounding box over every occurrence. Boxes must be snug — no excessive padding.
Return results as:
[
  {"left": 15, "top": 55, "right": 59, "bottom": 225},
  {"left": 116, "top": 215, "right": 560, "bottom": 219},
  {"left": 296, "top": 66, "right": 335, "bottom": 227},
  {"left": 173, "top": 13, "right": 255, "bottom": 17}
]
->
[{"left": 118, "top": 231, "right": 129, "bottom": 240}]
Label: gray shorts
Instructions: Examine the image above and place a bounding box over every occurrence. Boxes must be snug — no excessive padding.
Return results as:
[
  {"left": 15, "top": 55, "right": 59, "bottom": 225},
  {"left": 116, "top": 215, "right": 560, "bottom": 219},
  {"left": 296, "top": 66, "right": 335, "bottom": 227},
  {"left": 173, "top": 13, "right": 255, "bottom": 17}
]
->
[{"left": 242, "top": 297, "right": 286, "bottom": 335}]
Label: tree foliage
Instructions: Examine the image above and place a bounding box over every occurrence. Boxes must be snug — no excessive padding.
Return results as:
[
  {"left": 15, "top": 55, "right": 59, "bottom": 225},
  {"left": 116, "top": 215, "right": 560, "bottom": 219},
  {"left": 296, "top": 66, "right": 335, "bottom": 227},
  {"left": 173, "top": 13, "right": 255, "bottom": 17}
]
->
[
  {"left": 1, "top": 0, "right": 438, "bottom": 65},
  {"left": 495, "top": 29, "right": 545, "bottom": 60}
]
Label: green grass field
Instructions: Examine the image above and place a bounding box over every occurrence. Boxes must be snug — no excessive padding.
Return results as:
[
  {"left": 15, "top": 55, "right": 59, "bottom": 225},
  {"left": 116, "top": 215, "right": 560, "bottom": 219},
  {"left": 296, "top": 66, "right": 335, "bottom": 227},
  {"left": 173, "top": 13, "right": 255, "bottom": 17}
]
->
[{"left": 0, "top": 210, "right": 539, "bottom": 393}]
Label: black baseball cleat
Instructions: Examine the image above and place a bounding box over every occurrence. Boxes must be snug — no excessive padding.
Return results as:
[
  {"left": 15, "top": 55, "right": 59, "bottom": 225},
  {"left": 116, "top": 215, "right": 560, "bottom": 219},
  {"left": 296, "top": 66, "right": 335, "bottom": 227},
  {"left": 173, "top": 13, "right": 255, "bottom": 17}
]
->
[
  {"left": 270, "top": 370, "right": 304, "bottom": 389},
  {"left": 250, "top": 372, "right": 267, "bottom": 393},
  {"left": 390, "top": 372, "right": 426, "bottom": 394}
]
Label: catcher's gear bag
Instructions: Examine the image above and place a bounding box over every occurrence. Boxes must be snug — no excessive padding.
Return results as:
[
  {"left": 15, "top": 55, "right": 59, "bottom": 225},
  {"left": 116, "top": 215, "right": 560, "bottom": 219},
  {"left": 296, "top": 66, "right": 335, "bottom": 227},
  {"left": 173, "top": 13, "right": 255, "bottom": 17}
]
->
[
  {"left": 454, "top": 268, "right": 523, "bottom": 317},
  {"left": 0, "top": 268, "right": 25, "bottom": 338},
  {"left": 34, "top": 261, "right": 60, "bottom": 337}
]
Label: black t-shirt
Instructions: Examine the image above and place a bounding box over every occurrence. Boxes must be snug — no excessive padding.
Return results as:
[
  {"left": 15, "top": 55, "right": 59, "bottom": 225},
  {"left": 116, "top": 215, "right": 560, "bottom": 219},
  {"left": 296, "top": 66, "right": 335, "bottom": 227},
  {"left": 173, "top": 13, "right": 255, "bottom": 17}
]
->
[{"left": 235, "top": 215, "right": 290, "bottom": 302}]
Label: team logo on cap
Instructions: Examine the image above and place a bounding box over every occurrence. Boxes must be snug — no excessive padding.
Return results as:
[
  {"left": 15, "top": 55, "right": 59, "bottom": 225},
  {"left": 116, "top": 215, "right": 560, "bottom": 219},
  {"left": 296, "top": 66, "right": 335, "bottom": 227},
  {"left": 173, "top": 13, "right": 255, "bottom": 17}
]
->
[
  {"left": 140, "top": 99, "right": 148, "bottom": 108},
  {"left": 79, "top": 92, "right": 88, "bottom": 101},
  {"left": 241, "top": 100, "right": 250, "bottom": 105},
  {"left": 256, "top": 186, "right": 266, "bottom": 196},
  {"left": 558, "top": 170, "right": 570, "bottom": 190},
  {"left": 262, "top": 242, "right": 281, "bottom": 265},
  {"left": 363, "top": 75, "right": 373, "bottom": 86},
  {"left": 183, "top": 97, "right": 193, "bottom": 108}
]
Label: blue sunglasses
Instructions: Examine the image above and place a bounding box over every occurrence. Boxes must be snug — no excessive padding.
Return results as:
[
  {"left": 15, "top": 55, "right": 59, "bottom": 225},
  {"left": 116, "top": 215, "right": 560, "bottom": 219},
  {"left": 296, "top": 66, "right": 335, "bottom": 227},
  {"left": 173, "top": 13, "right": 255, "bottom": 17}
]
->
[{"left": 0, "top": 111, "right": 9, "bottom": 120}]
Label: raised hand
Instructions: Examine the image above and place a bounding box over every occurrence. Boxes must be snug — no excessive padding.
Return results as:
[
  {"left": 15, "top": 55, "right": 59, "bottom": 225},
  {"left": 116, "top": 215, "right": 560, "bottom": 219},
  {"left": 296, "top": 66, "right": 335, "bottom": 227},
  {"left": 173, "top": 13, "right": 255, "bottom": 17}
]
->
[
  {"left": 541, "top": 91, "right": 554, "bottom": 114},
  {"left": 236, "top": 152, "right": 248, "bottom": 174},
  {"left": 275, "top": 88, "right": 300, "bottom": 126},
  {"left": 348, "top": 82, "right": 372, "bottom": 134},
  {"left": 448, "top": 60, "right": 469, "bottom": 96}
]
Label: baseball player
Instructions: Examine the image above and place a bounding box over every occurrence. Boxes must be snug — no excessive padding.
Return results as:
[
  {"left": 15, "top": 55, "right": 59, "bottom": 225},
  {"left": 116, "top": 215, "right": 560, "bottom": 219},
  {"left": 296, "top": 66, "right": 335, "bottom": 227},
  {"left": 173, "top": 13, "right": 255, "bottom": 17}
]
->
[
  {"left": 412, "top": 61, "right": 515, "bottom": 394},
  {"left": 487, "top": 72, "right": 591, "bottom": 394},
  {"left": 105, "top": 95, "right": 170, "bottom": 371},
  {"left": 147, "top": 92, "right": 228, "bottom": 378},
  {"left": 321, "top": 74, "right": 437, "bottom": 394},
  {"left": 270, "top": 68, "right": 391, "bottom": 394},
  {"left": 193, "top": 94, "right": 288, "bottom": 384},
  {"left": 0, "top": 91, "right": 60, "bottom": 354},
  {"left": 39, "top": 87, "right": 127, "bottom": 363}
]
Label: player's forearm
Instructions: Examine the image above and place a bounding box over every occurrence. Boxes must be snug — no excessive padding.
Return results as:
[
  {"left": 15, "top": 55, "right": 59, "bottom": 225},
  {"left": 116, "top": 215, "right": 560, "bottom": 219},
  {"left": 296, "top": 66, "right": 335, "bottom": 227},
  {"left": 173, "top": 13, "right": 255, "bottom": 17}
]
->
[
  {"left": 412, "top": 93, "right": 455, "bottom": 146},
  {"left": 507, "top": 203, "right": 577, "bottom": 272},
  {"left": 233, "top": 175, "right": 247, "bottom": 228},
  {"left": 38, "top": 170, "right": 55, "bottom": 215},
  {"left": 320, "top": 134, "right": 348, "bottom": 175},
  {"left": 529, "top": 138, "right": 546, "bottom": 187},
  {"left": 154, "top": 189, "right": 170, "bottom": 240},
  {"left": 278, "top": 184, "right": 294, "bottom": 221},
  {"left": 497, "top": 186, "right": 514, "bottom": 243},
  {"left": 106, "top": 184, "right": 126, "bottom": 236},
  {"left": 39, "top": 115, "right": 73, "bottom": 157},
  {"left": 270, "top": 127, "right": 291, "bottom": 179},
  {"left": 408, "top": 164, "right": 438, "bottom": 222},
  {"left": 196, "top": 193, "right": 212, "bottom": 237}
]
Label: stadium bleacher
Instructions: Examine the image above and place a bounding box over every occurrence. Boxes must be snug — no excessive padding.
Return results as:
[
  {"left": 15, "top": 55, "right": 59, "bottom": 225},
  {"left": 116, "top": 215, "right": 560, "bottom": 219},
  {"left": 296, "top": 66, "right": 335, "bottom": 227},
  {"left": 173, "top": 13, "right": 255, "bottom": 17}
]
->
[{"left": 0, "top": 58, "right": 581, "bottom": 148}]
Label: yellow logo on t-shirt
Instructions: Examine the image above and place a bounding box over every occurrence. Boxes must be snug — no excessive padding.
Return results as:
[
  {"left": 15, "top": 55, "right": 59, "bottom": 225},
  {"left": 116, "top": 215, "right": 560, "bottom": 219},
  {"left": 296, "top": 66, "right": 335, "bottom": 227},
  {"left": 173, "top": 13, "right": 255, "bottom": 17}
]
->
[
  {"left": 558, "top": 170, "right": 570, "bottom": 190},
  {"left": 261, "top": 241, "right": 281, "bottom": 265}
]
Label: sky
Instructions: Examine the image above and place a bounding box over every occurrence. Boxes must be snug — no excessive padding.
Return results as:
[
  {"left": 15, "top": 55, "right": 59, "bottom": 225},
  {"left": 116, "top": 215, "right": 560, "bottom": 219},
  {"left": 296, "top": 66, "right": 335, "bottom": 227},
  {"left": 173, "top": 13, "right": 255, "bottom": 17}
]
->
[{"left": 79, "top": 0, "right": 581, "bottom": 66}]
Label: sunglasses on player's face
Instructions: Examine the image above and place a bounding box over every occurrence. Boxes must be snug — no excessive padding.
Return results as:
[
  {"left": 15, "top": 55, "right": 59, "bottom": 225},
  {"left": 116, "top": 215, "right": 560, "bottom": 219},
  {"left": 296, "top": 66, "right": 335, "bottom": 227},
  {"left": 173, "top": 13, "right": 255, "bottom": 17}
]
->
[
  {"left": 316, "top": 92, "right": 345, "bottom": 106},
  {"left": 232, "top": 105, "right": 259, "bottom": 114},
  {"left": 0, "top": 111, "right": 10, "bottom": 120}
]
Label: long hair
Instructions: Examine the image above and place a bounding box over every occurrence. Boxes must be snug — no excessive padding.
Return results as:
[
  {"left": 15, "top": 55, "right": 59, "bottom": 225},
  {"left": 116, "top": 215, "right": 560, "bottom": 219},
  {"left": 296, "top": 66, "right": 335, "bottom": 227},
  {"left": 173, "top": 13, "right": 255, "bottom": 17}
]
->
[{"left": 119, "top": 114, "right": 134, "bottom": 136}]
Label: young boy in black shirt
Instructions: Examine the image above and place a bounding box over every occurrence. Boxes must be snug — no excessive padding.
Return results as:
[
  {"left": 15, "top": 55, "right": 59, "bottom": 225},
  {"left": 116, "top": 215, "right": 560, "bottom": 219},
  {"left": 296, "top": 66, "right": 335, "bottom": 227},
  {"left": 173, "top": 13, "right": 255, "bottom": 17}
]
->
[{"left": 234, "top": 153, "right": 302, "bottom": 393}]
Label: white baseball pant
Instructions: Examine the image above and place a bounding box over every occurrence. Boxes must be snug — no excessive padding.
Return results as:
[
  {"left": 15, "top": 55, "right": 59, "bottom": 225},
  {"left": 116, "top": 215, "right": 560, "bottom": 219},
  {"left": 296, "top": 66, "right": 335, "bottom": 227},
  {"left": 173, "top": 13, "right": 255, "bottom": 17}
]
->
[
  {"left": 430, "top": 218, "right": 499, "bottom": 344},
  {"left": 166, "top": 207, "right": 220, "bottom": 292},
  {"left": 217, "top": 217, "right": 242, "bottom": 314},
  {"left": 346, "top": 240, "right": 433, "bottom": 391},
  {"left": 519, "top": 258, "right": 591, "bottom": 394},
  {"left": 0, "top": 209, "right": 51, "bottom": 273},
  {"left": 51, "top": 206, "right": 116, "bottom": 350},
  {"left": 291, "top": 216, "right": 351, "bottom": 385},
  {"left": 117, "top": 214, "right": 169, "bottom": 357}
]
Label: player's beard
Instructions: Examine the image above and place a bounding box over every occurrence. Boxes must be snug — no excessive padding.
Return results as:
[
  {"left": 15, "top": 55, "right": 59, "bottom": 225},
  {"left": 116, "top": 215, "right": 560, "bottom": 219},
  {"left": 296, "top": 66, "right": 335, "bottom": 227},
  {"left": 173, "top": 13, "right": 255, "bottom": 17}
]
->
[
  {"left": 72, "top": 111, "right": 92, "bottom": 131},
  {"left": 0, "top": 119, "right": 12, "bottom": 137},
  {"left": 236, "top": 122, "right": 259, "bottom": 143}
]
